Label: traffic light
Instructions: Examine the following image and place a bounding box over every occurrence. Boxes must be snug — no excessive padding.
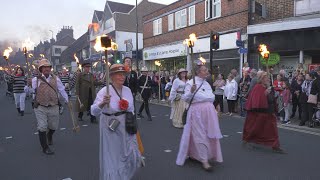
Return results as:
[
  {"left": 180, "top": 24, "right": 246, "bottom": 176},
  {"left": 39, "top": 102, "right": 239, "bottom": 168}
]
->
[{"left": 211, "top": 33, "right": 220, "bottom": 50}]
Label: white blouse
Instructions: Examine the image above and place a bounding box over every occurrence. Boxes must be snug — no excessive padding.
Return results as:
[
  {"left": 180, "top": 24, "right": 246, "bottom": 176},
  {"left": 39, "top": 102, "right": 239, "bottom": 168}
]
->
[
  {"left": 169, "top": 78, "right": 187, "bottom": 102},
  {"left": 182, "top": 76, "right": 215, "bottom": 104},
  {"left": 91, "top": 85, "right": 134, "bottom": 116}
]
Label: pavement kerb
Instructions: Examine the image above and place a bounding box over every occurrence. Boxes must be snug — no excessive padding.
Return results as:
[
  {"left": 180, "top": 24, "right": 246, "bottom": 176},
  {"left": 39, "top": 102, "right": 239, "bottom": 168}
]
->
[{"left": 144, "top": 99, "right": 320, "bottom": 135}]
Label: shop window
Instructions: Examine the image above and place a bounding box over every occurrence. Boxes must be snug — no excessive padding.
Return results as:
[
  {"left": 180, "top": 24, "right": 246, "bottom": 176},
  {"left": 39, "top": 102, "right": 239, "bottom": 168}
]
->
[
  {"left": 175, "top": 9, "right": 187, "bottom": 29},
  {"left": 168, "top": 14, "right": 174, "bottom": 31},
  {"left": 153, "top": 18, "right": 162, "bottom": 36},
  {"left": 189, "top": 5, "right": 195, "bottom": 26},
  {"left": 205, "top": 0, "right": 221, "bottom": 20}
]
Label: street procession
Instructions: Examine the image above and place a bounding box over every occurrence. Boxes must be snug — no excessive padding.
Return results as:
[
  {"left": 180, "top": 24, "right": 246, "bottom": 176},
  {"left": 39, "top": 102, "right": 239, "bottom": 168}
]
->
[{"left": 1, "top": 0, "right": 320, "bottom": 180}]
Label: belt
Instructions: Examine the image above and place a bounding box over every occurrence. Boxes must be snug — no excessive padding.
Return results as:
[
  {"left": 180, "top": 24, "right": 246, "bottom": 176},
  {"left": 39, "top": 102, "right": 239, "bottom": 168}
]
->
[
  {"left": 140, "top": 86, "right": 151, "bottom": 89},
  {"left": 102, "top": 112, "right": 126, "bottom": 116},
  {"left": 40, "top": 104, "right": 57, "bottom": 107},
  {"left": 177, "top": 91, "right": 184, "bottom": 94}
]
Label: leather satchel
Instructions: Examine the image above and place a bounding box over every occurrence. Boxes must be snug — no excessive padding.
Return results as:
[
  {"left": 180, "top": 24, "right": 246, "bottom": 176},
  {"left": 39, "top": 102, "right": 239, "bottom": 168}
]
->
[
  {"left": 182, "top": 82, "right": 203, "bottom": 125},
  {"left": 307, "top": 94, "right": 318, "bottom": 105}
]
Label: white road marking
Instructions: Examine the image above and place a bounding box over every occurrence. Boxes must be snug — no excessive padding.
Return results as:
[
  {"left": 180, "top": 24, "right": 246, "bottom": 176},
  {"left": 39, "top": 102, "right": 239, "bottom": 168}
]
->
[
  {"left": 137, "top": 118, "right": 141, "bottom": 120},
  {"left": 60, "top": 128, "right": 66, "bottom": 131},
  {"left": 152, "top": 116, "right": 156, "bottom": 117},
  {"left": 165, "top": 114, "right": 169, "bottom": 116},
  {"left": 5, "top": 136, "right": 13, "bottom": 139},
  {"left": 237, "top": 132, "right": 243, "bottom": 134},
  {"left": 223, "top": 135, "right": 229, "bottom": 137},
  {"left": 62, "top": 178, "right": 72, "bottom": 180},
  {"left": 278, "top": 125, "right": 320, "bottom": 136},
  {"left": 164, "top": 149, "right": 172, "bottom": 153},
  {"left": 34, "top": 132, "right": 39, "bottom": 135},
  {"left": 82, "top": 125, "right": 88, "bottom": 127}
]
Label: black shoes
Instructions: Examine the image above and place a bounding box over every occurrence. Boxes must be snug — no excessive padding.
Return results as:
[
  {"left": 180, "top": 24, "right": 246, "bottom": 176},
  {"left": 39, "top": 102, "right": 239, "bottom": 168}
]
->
[
  {"left": 147, "top": 116, "right": 152, "bottom": 121},
  {"left": 17, "top": 108, "right": 21, "bottom": 114},
  {"left": 43, "top": 147, "right": 54, "bottom": 155},
  {"left": 47, "top": 129, "right": 55, "bottom": 145},
  {"left": 20, "top": 111, "right": 24, "bottom": 116},
  {"left": 137, "top": 113, "right": 144, "bottom": 118}
]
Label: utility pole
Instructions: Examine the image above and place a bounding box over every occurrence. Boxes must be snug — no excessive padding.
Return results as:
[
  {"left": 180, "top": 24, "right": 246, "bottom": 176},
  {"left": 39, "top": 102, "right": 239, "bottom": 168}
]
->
[{"left": 135, "top": 0, "right": 139, "bottom": 70}]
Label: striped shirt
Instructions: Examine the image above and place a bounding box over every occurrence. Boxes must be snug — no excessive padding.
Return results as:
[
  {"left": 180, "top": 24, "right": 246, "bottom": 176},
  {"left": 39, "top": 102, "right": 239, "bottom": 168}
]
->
[
  {"left": 59, "top": 75, "right": 70, "bottom": 95},
  {"left": 9, "top": 75, "right": 27, "bottom": 93}
]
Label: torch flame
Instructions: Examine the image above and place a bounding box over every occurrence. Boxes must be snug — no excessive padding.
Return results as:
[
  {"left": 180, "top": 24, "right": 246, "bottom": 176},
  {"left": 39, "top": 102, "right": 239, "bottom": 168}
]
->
[
  {"left": 155, "top": 61, "right": 161, "bottom": 66},
  {"left": 22, "top": 38, "right": 35, "bottom": 50},
  {"left": 28, "top": 54, "right": 34, "bottom": 58},
  {"left": 183, "top": 33, "right": 197, "bottom": 47},
  {"left": 74, "top": 53, "right": 79, "bottom": 64},
  {"left": 40, "top": 54, "right": 45, "bottom": 58},
  {"left": 258, "top": 44, "right": 270, "bottom": 59},
  {"left": 189, "top": 33, "right": 197, "bottom": 42},
  {"left": 3, "top": 47, "right": 13, "bottom": 59},
  {"left": 0, "top": 67, "right": 4, "bottom": 70},
  {"left": 32, "top": 65, "right": 36, "bottom": 69},
  {"left": 88, "top": 23, "right": 100, "bottom": 33},
  {"left": 199, "top": 57, "right": 206, "bottom": 65},
  {"left": 94, "top": 36, "right": 105, "bottom": 52},
  {"left": 93, "top": 62, "right": 99, "bottom": 68}
]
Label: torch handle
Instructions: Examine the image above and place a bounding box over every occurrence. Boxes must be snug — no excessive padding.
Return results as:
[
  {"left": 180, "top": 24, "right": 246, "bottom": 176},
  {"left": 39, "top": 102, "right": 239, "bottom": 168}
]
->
[
  {"left": 190, "top": 47, "right": 195, "bottom": 84},
  {"left": 105, "top": 50, "right": 110, "bottom": 108}
]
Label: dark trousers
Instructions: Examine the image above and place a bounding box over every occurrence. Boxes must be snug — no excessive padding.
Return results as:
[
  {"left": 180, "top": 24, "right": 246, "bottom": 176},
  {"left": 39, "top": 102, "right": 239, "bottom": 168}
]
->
[
  {"left": 292, "top": 96, "right": 302, "bottom": 118},
  {"left": 138, "top": 98, "right": 151, "bottom": 118},
  {"left": 227, "top": 100, "right": 236, "bottom": 113},
  {"left": 301, "top": 103, "right": 316, "bottom": 124},
  {"left": 214, "top": 95, "right": 224, "bottom": 113}
]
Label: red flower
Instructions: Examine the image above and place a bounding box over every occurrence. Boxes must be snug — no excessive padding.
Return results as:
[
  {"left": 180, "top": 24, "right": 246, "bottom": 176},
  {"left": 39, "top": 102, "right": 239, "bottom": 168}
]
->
[
  {"left": 124, "top": 65, "right": 130, "bottom": 72},
  {"left": 119, "top": 99, "right": 129, "bottom": 111}
]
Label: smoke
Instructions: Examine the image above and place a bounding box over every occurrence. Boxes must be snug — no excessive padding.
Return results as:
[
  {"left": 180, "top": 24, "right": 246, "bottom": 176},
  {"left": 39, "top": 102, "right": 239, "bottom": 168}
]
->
[
  {"left": 26, "top": 25, "right": 51, "bottom": 41},
  {"left": 0, "top": 39, "right": 20, "bottom": 55}
]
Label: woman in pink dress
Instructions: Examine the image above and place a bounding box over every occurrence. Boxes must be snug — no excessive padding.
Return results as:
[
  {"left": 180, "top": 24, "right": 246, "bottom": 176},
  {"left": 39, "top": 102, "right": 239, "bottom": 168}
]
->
[{"left": 176, "top": 64, "right": 223, "bottom": 171}]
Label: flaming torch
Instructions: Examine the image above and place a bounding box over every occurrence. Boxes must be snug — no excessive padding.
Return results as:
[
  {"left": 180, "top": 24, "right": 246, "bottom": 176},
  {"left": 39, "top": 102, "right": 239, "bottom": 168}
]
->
[
  {"left": 183, "top": 33, "right": 198, "bottom": 83},
  {"left": 22, "top": 38, "right": 35, "bottom": 77},
  {"left": 155, "top": 60, "right": 162, "bottom": 102},
  {"left": 198, "top": 56, "right": 206, "bottom": 65},
  {"left": 258, "top": 44, "right": 270, "bottom": 74},
  {"left": 3, "top": 47, "right": 13, "bottom": 72},
  {"left": 74, "top": 53, "right": 81, "bottom": 70},
  {"left": 94, "top": 35, "right": 118, "bottom": 104},
  {"left": 40, "top": 54, "right": 45, "bottom": 58}
]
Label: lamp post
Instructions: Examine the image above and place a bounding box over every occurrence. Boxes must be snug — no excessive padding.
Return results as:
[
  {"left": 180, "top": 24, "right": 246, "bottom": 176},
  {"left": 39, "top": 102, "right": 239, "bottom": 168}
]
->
[
  {"left": 135, "top": 0, "right": 139, "bottom": 70},
  {"left": 183, "top": 33, "right": 198, "bottom": 83}
]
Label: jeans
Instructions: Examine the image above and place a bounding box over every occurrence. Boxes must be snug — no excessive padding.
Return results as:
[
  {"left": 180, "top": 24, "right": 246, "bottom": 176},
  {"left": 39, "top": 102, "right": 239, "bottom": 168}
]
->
[
  {"left": 240, "top": 97, "right": 247, "bottom": 117},
  {"left": 161, "top": 83, "right": 166, "bottom": 100},
  {"left": 14, "top": 93, "right": 26, "bottom": 111}
]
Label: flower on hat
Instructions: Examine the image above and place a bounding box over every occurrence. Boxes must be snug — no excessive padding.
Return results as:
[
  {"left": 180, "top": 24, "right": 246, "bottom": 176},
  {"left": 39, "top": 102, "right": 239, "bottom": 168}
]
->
[{"left": 119, "top": 99, "right": 129, "bottom": 111}]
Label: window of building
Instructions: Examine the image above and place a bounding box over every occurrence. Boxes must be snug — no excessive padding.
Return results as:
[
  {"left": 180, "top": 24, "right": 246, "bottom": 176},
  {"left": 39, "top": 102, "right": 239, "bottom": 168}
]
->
[
  {"left": 205, "top": 0, "right": 221, "bottom": 20},
  {"left": 295, "top": 0, "right": 320, "bottom": 16},
  {"left": 175, "top": 9, "right": 187, "bottom": 29},
  {"left": 55, "top": 48, "right": 61, "bottom": 55},
  {"left": 168, "top": 14, "right": 174, "bottom": 31},
  {"left": 153, "top": 18, "right": 162, "bottom": 36},
  {"left": 189, "top": 5, "right": 195, "bottom": 25}
]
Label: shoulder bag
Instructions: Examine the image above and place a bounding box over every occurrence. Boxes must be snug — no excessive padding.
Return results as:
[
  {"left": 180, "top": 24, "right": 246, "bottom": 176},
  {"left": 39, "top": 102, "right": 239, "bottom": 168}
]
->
[{"left": 112, "top": 84, "right": 137, "bottom": 135}]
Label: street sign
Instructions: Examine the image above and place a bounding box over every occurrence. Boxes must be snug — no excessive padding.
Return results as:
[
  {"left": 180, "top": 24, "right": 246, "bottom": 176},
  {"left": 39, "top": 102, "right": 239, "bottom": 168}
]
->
[
  {"left": 239, "top": 48, "right": 248, "bottom": 54},
  {"left": 236, "top": 40, "right": 244, "bottom": 47}
]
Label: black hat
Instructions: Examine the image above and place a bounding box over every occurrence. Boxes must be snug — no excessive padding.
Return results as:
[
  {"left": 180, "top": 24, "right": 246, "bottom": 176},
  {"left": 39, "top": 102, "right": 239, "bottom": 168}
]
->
[{"left": 82, "top": 62, "right": 91, "bottom": 66}]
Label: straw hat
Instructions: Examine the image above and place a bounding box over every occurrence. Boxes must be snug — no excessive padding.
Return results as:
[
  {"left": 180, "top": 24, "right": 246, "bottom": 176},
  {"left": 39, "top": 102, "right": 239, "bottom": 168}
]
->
[
  {"left": 140, "top": 66, "right": 148, "bottom": 72},
  {"left": 177, "top": 68, "right": 188, "bottom": 74},
  {"left": 110, "top": 64, "right": 126, "bottom": 75},
  {"left": 38, "top": 59, "right": 52, "bottom": 71}
]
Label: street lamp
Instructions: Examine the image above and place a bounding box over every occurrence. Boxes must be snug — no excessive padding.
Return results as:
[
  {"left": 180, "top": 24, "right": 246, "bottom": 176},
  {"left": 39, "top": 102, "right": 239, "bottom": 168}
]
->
[{"left": 183, "top": 33, "right": 197, "bottom": 83}]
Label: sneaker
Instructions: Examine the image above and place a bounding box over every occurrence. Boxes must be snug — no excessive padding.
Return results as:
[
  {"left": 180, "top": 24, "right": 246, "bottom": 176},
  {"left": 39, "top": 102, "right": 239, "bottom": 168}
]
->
[
  {"left": 229, "top": 113, "right": 233, "bottom": 116},
  {"left": 225, "top": 112, "right": 230, "bottom": 115},
  {"left": 161, "top": 99, "right": 165, "bottom": 102}
]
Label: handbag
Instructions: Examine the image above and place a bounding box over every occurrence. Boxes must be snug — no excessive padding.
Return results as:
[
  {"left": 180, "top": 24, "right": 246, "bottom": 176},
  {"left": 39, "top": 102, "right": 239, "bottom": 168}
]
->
[
  {"left": 307, "top": 94, "right": 318, "bottom": 105},
  {"left": 182, "top": 82, "right": 203, "bottom": 125},
  {"left": 112, "top": 84, "right": 137, "bottom": 135}
]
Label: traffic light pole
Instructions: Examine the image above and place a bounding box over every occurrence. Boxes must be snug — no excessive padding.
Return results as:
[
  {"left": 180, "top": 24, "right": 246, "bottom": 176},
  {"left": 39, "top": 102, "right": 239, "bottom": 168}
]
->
[{"left": 209, "top": 31, "right": 213, "bottom": 75}]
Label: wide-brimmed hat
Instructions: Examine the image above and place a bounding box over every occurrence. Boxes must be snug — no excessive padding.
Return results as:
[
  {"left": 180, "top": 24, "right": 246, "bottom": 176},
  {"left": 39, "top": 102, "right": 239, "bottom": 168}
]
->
[
  {"left": 38, "top": 59, "right": 52, "bottom": 71},
  {"left": 110, "top": 64, "right": 126, "bottom": 75},
  {"left": 177, "top": 68, "right": 188, "bottom": 74},
  {"left": 140, "top": 66, "right": 148, "bottom": 72}
]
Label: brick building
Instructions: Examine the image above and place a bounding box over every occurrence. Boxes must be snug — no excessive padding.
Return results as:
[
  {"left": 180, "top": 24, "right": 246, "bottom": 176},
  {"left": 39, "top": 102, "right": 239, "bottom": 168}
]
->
[
  {"left": 248, "top": 0, "right": 320, "bottom": 77},
  {"left": 143, "top": 0, "right": 249, "bottom": 75}
]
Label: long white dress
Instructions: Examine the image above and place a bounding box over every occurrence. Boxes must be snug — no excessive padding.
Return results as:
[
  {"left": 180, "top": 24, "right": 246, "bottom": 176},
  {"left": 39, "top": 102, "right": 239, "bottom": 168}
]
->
[
  {"left": 169, "top": 79, "right": 187, "bottom": 128},
  {"left": 91, "top": 85, "right": 141, "bottom": 180}
]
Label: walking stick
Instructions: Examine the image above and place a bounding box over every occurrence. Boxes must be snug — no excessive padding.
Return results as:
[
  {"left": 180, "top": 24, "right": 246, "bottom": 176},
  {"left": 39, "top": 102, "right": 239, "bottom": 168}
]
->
[{"left": 68, "top": 101, "right": 80, "bottom": 132}]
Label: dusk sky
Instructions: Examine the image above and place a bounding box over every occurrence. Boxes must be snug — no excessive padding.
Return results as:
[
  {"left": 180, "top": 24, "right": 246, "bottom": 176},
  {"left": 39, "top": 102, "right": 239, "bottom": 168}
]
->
[{"left": 0, "top": 0, "right": 177, "bottom": 49}]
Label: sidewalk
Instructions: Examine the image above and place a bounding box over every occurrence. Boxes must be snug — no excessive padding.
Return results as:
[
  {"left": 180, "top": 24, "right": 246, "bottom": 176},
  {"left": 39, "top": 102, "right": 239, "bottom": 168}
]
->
[{"left": 145, "top": 98, "right": 320, "bottom": 134}]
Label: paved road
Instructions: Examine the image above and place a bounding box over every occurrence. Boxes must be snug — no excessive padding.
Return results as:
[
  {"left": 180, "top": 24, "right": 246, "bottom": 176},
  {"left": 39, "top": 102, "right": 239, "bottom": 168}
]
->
[{"left": 0, "top": 84, "right": 320, "bottom": 180}]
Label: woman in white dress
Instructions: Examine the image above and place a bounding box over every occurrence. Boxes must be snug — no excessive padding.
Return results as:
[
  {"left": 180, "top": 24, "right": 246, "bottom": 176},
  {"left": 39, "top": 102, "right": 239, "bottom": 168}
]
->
[
  {"left": 169, "top": 69, "right": 188, "bottom": 128},
  {"left": 91, "top": 64, "right": 141, "bottom": 180}
]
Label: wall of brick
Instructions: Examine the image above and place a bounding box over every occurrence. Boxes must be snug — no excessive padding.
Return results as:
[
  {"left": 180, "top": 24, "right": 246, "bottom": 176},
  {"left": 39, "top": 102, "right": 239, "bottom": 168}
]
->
[
  {"left": 250, "top": 0, "right": 294, "bottom": 24},
  {"left": 143, "top": 0, "right": 249, "bottom": 48}
]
